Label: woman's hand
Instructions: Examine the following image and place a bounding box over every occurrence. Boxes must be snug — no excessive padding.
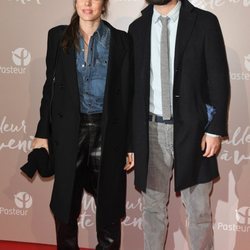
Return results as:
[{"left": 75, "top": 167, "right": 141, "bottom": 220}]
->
[
  {"left": 124, "top": 152, "right": 135, "bottom": 171},
  {"left": 32, "top": 137, "right": 49, "bottom": 152}
]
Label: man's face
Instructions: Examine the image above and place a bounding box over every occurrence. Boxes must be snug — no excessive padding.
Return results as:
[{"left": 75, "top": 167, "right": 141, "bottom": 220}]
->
[{"left": 146, "top": 0, "right": 171, "bottom": 5}]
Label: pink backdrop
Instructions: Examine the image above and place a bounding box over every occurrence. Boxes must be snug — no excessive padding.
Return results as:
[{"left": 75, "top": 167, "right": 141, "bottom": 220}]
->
[{"left": 0, "top": 0, "right": 250, "bottom": 249}]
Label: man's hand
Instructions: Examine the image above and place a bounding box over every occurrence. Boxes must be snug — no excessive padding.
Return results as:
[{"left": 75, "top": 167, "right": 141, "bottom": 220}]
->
[
  {"left": 124, "top": 152, "right": 135, "bottom": 171},
  {"left": 201, "top": 134, "right": 222, "bottom": 157},
  {"left": 32, "top": 137, "right": 49, "bottom": 152}
]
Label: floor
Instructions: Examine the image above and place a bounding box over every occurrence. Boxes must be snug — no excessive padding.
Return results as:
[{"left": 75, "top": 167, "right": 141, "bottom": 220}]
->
[{"left": 0, "top": 241, "right": 93, "bottom": 250}]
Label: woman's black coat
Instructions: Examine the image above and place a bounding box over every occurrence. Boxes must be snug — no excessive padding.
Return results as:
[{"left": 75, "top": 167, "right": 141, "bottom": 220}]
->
[{"left": 35, "top": 22, "right": 132, "bottom": 225}]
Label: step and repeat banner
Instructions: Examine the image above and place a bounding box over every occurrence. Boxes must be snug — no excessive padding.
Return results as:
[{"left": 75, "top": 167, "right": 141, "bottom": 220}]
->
[{"left": 0, "top": 0, "right": 249, "bottom": 249}]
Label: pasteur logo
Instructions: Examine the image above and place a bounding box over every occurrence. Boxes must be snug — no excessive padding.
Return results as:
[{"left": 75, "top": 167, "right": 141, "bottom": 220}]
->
[
  {"left": 235, "top": 207, "right": 250, "bottom": 225},
  {"left": 14, "top": 192, "right": 33, "bottom": 209},
  {"left": 244, "top": 54, "right": 250, "bottom": 72},
  {"left": 12, "top": 48, "right": 31, "bottom": 67}
]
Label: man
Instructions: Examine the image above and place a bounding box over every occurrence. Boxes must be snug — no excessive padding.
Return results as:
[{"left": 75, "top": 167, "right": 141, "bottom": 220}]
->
[{"left": 128, "top": 0, "right": 230, "bottom": 249}]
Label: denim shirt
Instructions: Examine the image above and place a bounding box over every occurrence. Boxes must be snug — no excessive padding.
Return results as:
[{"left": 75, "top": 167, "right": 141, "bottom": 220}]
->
[{"left": 76, "top": 21, "right": 110, "bottom": 114}]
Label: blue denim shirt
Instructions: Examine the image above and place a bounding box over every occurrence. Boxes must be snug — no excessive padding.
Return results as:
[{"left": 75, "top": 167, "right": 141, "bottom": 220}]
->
[{"left": 76, "top": 21, "right": 110, "bottom": 114}]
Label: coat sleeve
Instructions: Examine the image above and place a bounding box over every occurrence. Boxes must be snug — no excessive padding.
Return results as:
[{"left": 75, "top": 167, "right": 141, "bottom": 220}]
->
[
  {"left": 204, "top": 14, "right": 230, "bottom": 137},
  {"left": 35, "top": 28, "right": 60, "bottom": 138}
]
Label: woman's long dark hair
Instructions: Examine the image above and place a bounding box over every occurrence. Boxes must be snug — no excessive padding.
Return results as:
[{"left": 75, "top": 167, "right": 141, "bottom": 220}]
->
[{"left": 62, "top": 0, "right": 109, "bottom": 52}]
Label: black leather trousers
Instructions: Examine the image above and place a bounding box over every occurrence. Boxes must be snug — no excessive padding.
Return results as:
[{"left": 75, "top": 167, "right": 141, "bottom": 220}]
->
[{"left": 55, "top": 113, "right": 121, "bottom": 250}]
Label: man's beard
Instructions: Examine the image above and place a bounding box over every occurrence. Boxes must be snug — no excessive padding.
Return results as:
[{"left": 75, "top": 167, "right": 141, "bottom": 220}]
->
[{"left": 146, "top": 0, "right": 171, "bottom": 5}]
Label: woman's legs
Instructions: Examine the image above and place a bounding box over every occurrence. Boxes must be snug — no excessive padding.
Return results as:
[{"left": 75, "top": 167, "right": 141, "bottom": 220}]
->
[
  {"left": 55, "top": 115, "right": 90, "bottom": 250},
  {"left": 55, "top": 113, "right": 121, "bottom": 250}
]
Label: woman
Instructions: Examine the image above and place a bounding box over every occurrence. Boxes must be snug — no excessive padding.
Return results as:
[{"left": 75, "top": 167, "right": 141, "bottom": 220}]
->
[{"left": 32, "top": 0, "right": 134, "bottom": 249}]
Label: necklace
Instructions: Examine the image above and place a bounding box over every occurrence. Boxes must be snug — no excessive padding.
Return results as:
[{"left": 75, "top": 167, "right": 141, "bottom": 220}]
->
[
  {"left": 79, "top": 28, "right": 92, "bottom": 63},
  {"left": 83, "top": 39, "right": 89, "bottom": 48},
  {"left": 83, "top": 39, "right": 89, "bottom": 62}
]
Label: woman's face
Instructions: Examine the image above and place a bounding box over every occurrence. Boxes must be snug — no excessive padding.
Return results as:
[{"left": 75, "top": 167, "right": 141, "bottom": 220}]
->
[{"left": 76, "top": 0, "right": 104, "bottom": 23}]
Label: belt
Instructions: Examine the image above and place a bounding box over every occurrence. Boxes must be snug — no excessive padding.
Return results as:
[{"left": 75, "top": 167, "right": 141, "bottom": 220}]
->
[
  {"left": 80, "top": 113, "right": 102, "bottom": 122},
  {"left": 149, "top": 114, "right": 174, "bottom": 124}
]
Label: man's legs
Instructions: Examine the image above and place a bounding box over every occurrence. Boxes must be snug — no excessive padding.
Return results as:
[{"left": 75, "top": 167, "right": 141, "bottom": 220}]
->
[
  {"left": 143, "top": 122, "right": 174, "bottom": 250},
  {"left": 143, "top": 189, "right": 170, "bottom": 250},
  {"left": 181, "top": 182, "right": 213, "bottom": 250}
]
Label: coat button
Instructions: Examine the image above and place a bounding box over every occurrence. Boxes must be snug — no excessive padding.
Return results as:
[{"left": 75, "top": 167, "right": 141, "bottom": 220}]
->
[{"left": 58, "top": 113, "right": 63, "bottom": 118}]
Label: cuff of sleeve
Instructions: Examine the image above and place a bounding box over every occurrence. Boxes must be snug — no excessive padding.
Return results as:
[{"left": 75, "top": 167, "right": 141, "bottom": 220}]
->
[{"left": 205, "top": 132, "right": 221, "bottom": 138}]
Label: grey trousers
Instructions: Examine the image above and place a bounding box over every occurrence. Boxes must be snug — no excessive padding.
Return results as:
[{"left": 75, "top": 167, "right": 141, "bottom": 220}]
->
[{"left": 142, "top": 121, "right": 214, "bottom": 250}]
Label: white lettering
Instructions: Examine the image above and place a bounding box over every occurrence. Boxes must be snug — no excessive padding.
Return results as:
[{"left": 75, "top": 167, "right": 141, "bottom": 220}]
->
[
  {"left": 219, "top": 127, "right": 250, "bottom": 165},
  {"left": 82, "top": 196, "right": 96, "bottom": 213},
  {"left": 78, "top": 211, "right": 95, "bottom": 229},
  {"left": 126, "top": 198, "right": 143, "bottom": 211},
  {"left": 219, "top": 149, "right": 250, "bottom": 165},
  {"left": 0, "top": 207, "right": 28, "bottom": 216},
  {"left": 233, "top": 151, "right": 250, "bottom": 165},
  {"left": 0, "top": 116, "right": 27, "bottom": 134},
  {"left": 78, "top": 197, "right": 143, "bottom": 230},
  {"left": 202, "top": 0, "right": 250, "bottom": 8},
  {"left": 216, "top": 222, "right": 250, "bottom": 232},
  {"left": 224, "top": 127, "right": 250, "bottom": 146},
  {"left": 230, "top": 72, "right": 250, "bottom": 81},
  {"left": 243, "top": 0, "right": 250, "bottom": 6},
  {"left": 122, "top": 216, "right": 143, "bottom": 230},
  {"left": 0, "top": 65, "right": 26, "bottom": 74},
  {"left": 220, "top": 150, "right": 232, "bottom": 162},
  {"left": 0, "top": 116, "right": 33, "bottom": 152},
  {"left": 8, "top": 0, "right": 41, "bottom": 4},
  {"left": 0, "top": 135, "right": 33, "bottom": 153}
]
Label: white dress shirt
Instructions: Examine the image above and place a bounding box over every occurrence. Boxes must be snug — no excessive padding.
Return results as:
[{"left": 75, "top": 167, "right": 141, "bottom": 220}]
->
[
  {"left": 149, "top": 2, "right": 219, "bottom": 138},
  {"left": 149, "top": 1, "right": 181, "bottom": 116}
]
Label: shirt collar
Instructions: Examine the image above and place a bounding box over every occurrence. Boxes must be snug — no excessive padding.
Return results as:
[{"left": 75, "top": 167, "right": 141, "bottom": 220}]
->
[
  {"left": 153, "top": 1, "right": 182, "bottom": 23},
  {"left": 78, "top": 20, "right": 110, "bottom": 48},
  {"left": 94, "top": 20, "right": 106, "bottom": 40}
]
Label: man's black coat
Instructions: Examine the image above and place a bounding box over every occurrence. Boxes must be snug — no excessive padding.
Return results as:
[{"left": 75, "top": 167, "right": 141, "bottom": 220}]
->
[{"left": 128, "top": 0, "right": 230, "bottom": 192}]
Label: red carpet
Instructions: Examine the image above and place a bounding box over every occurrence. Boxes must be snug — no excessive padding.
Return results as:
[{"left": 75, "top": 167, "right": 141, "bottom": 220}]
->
[{"left": 0, "top": 241, "right": 93, "bottom": 250}]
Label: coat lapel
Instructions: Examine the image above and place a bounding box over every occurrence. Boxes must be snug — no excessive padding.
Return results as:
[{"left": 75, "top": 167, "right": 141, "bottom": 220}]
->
[
  {"left": 101, "top": 24, "right": 126, "bottom": 121},
  {"left": 174, "top": 0, "right": 197, "bottom": 71},
  {"left": 104, "top": 25, "right": 125, "bottom": 95},
  {"left": 141, "top": 5, "right": 153, "bottom": 78},
  {"left": 141, "top": 5, "right": 153, "bottom": 114}
]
